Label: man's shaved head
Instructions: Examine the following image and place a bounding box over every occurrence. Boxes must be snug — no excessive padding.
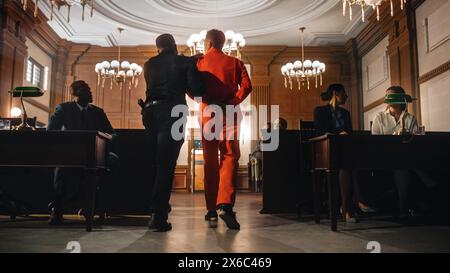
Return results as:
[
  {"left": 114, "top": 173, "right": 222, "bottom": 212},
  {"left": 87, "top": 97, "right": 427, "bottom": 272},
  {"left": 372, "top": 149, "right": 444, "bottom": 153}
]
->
[{"left": 206, "top": 29, "right": 226, "bottom": 50}]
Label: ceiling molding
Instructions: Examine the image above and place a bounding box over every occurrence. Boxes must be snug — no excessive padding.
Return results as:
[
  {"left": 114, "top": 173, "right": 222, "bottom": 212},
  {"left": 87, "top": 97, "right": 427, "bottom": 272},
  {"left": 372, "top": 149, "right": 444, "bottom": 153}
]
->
[{"left": 41, "top": 0, "right": 364, "bottom": 47}]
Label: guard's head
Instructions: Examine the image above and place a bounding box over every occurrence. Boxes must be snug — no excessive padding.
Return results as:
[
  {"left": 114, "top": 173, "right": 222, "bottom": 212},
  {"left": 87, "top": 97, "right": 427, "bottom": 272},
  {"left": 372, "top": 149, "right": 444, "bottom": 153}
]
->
[
  {"left": 71, "top": 80, "right": 93, "bottom": 106},
  {"left": 205, "top": 29, "right": 225, "bottom": 52},
  {"left": 156, "top": 34, "right": 177, "bottom": 54}
]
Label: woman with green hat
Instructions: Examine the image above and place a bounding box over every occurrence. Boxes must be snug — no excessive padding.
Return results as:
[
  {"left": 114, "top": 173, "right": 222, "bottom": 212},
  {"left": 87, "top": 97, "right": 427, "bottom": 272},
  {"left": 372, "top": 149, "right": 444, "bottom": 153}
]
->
[
  {"left": 371, "top": 86, "right": 418, "bottom": 220},
  {"left": 371, "top": 86, "right": 418, "bottom": 135}
]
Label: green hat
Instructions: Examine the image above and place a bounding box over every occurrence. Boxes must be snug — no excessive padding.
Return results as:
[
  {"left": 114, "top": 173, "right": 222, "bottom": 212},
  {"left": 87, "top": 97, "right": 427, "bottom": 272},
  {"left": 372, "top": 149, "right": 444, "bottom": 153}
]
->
[{"left": 384, "top": 93, "right": 414, "bottom": 105}]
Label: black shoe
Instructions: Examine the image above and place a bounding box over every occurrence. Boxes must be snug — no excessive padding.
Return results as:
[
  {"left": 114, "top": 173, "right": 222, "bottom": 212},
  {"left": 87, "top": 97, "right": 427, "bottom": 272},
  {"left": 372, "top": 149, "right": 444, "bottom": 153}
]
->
[
  {"left": 155, "top": 221, "right": 172, "bottom": 232},
  {"left": 96, "top": 213, "right": 106, "bottom": 226},
  {"left": 148, "top": 213, "right": 156, "bottom": 230},
  {"left": 397, "top": 210, "right": 417, "bottom": 225},
  {"left": 218, "top": 205, "right": 240, "bottom": 230},
  {"left": 205, "top": 211, "right": 218, "bottom": 221},
  {"left": 154, "top": 221, "right": 172, "bottom": 232},
  {"left": 48, "top": 212, "right": 63, "bottom": 226},
  {"left": 205, "top": 211, "right": 218, "bottom": 229},
  {"left": 152, "top": 214, "right": 172, "bottom": 232}
]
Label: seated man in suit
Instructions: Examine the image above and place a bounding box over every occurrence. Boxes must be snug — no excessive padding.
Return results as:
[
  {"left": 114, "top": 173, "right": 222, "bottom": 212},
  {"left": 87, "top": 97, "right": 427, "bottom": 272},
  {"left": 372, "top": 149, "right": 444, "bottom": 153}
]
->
[{"left": 47, "top": 80, "right": 115, "bottom": 225}]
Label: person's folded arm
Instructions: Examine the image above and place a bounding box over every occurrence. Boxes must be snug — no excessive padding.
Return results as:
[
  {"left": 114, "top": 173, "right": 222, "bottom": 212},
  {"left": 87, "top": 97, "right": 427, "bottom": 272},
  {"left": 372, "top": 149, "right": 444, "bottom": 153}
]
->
[
  {"left": 228, "top": 60, "right": 252, "bottom": 106},
  {"left": 186, "top": 59, "right": 205, "bottom": 99}
]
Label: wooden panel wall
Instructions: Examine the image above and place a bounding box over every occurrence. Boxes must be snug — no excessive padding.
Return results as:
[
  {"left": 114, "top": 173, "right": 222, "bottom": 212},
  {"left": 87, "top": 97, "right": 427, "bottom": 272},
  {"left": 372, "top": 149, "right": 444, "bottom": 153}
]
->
[
  {"left": 239, "top": 45, "right": 352, "bottom": 132},
  {"left": 415, "top": 0, "right": 450, "bottom": 131},
  {"left": 270, "top": 46, "right": 351, "bottom": 128},
  {"left": 0, "top": 0, "right": 40, "bottom": 117},
  {"left": 63, "top": 46, "right": 156, "bottom": 129},
  {"left": 347, "top": 0, "right": 424, "bottom": 127}
]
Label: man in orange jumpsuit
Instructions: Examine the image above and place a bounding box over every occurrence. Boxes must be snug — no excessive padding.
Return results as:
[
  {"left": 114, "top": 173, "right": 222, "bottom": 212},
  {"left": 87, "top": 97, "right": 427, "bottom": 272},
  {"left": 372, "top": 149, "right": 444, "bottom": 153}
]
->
[{"left": 197, "top": 29, "right": 252, "bottom": 230}]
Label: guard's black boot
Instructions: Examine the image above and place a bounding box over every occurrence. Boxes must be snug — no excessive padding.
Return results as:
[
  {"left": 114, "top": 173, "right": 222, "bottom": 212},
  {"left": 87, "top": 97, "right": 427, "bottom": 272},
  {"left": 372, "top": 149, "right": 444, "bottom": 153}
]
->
[{"left": 218, "top": 205, "right": 240, "bottom": 230}]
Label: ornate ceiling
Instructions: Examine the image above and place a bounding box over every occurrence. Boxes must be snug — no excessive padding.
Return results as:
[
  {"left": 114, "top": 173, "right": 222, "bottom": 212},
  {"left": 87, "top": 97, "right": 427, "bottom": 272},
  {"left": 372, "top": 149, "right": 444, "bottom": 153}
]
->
[{"left": 41, "top": 0, "right": 365, "bottom": 47}]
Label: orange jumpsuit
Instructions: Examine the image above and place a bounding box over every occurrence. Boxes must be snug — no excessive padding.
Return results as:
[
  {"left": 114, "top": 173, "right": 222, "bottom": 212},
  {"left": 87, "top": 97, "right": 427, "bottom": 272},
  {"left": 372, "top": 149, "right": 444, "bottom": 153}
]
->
[{"left": 197, "top": 48, "right": 252, "bottom": 211}]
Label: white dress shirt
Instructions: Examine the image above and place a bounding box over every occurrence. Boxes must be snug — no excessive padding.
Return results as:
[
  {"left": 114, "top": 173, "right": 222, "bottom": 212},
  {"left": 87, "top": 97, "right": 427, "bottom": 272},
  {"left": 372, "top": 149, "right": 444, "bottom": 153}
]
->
[{"left": 371, "top": 109, "right": 418, "bottom": 135}]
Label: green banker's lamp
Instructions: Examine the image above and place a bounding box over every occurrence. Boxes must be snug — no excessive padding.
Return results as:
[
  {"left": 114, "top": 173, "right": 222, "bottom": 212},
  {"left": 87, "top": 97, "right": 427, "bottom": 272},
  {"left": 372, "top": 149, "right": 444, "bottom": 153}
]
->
[{"left": 8, "top": 86, "right": 44, "bottom": 131}]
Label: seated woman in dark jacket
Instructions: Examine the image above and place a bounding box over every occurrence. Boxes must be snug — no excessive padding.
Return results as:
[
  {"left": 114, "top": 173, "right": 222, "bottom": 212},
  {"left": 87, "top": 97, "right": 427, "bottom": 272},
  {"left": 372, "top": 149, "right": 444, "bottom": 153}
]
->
[
  {"left": 314, "top": 84, "right": 375, "bottom": 222},
  {"left": 314, "top": 84, "right": 352, "bottom": 136}
]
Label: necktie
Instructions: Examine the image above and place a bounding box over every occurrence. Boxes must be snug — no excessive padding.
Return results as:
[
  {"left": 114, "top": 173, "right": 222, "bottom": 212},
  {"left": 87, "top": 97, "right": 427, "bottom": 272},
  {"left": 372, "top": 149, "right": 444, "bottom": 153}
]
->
[{"left": 81, "top": 108, "right": 89, "bottom": 130}]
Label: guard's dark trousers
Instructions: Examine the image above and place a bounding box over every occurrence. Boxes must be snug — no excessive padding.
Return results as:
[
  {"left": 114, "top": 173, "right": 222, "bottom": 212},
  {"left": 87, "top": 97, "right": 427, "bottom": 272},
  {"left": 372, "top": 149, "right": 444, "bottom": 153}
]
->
[{"left": 143, "top": 102, "right": 185, "bottom": 219}]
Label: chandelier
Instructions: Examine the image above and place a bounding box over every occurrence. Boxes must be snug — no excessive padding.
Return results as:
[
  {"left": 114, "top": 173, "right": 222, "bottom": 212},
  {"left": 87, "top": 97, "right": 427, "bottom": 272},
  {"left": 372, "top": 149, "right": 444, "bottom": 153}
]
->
[
  {"left": 187, "top": 30, "right": 246, "bottom": 59},
  {"left": 94, "top": 28, "right": 143, "bottom": 91},
  {"left": 18, "top": 0, "right": 94, "bottom": 22},
  {"left": 281, "top": 27, "right": 326, "bottom": 91},
  {"left": 342, "top": 0, "right": 407, "bottom": 22}
]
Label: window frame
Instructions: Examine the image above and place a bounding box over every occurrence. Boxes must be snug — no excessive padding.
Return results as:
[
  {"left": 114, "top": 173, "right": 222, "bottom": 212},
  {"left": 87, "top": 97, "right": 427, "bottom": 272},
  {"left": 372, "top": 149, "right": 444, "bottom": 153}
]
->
[{"left": 25, "top": 57, "right": 44, "bottom": 89}]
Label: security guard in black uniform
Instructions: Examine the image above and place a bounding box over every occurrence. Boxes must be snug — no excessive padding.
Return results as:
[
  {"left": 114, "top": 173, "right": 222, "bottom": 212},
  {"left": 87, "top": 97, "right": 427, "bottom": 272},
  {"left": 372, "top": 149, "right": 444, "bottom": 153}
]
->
[{"left": 143, "top": 34, "right": 204, "bottom": 232}]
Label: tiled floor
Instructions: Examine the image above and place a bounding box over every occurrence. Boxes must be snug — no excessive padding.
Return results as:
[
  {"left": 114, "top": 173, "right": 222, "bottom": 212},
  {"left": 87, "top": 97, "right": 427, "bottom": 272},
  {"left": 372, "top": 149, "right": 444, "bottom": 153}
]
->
[{"left": 1, "top": 193, "right": 449, "bottom": 253}]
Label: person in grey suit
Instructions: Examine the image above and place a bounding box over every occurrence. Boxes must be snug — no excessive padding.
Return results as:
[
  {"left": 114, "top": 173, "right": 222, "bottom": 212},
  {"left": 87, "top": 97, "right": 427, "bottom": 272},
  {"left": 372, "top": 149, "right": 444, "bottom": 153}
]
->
[{"left": 47, "top": 80, "right": 115, "bottom": 225}]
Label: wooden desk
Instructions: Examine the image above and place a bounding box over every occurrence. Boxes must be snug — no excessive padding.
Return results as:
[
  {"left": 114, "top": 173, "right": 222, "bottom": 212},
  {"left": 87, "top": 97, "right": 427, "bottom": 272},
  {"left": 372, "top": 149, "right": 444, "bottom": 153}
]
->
[
  {"left": 261, "top": 130, "right": 302, "bottom": 214},
  {"left": 310, "top": 134, "right": 450, "bottom": 231},
  {"left": 0, "top": 131, "right": 109, "bottom": 232}
]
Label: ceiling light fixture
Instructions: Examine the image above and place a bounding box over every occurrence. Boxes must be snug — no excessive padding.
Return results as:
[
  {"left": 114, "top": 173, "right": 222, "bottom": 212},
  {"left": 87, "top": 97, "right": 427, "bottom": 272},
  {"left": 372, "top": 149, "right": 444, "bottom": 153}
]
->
[
  {"left": 342, "top": 0, "right": 407, "bottom": 22},
  {"left": 187, "top": 30, "right": 246, "bottom": 60},
  {"left": 94, "top": 28, "right": 143, "bottom": 91},
  {"left": 18, "top": 0, "right": 95, "bottom": 22},
  {"left": 281, "top": 27, "right": 326, "bottom": 91}
]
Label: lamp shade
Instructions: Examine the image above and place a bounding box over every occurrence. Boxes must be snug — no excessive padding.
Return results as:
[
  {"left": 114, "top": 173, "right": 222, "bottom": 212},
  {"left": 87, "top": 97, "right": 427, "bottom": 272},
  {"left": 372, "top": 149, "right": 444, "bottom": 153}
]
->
[
  {"left": 225, "top": 30, "right": 235, "bottom": 41},
  {"left": 9, "top": 86, "right": 44, "bottom": 98},
  {"left": 294, "top": 61, "right": 302, "bottom": 69},
  {"left": 121, "top": 61, "right": 131, "bottom": 70},
  {"left": 95, "top": 63, "right": 103, "bottom": 73},
  {"left": 303, "top": 60, "right": 312, "bottom": 68},
  {"left": 130, "top": 63, "right": 139, "bottom": 71},
  {"left": 200, "top": 30, "right": 207, "bottom": 40},
  {"left": 111, "top": 60, "right": 120, "bottom": 69},
  {"left": 102, "top": 61, "right": 111, "bottom": 69}
]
